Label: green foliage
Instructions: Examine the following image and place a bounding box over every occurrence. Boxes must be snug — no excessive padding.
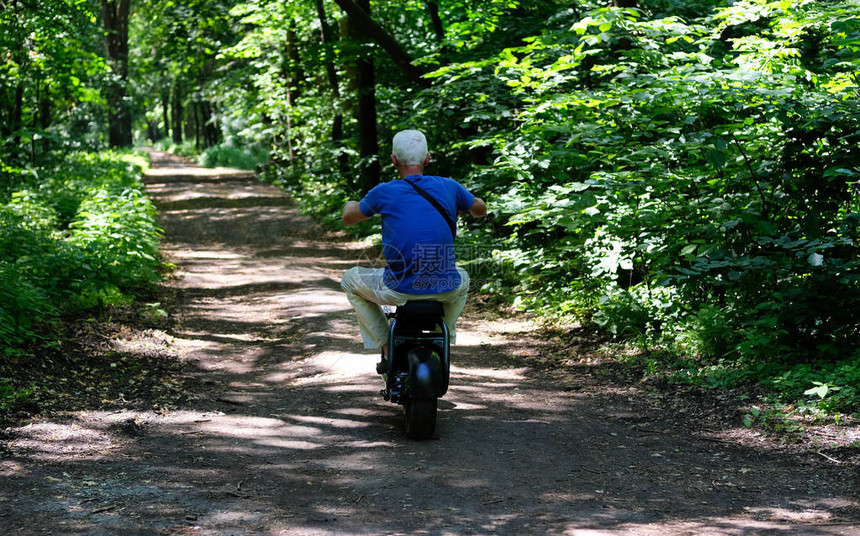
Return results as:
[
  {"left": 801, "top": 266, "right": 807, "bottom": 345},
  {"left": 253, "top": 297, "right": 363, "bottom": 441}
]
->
[
  {"left": 742, "top": 405, "right": 803, "bottom": 434},
  {"left": 740, "top": 356, "right": 860, "bottom": 430},
  {"left": 0, "top": 151, "right": 162, "bottom": 357},
  {"left": 651, "top": 352, "right": 860, "bottom": 416},
  {"left": 199, "top": 143, "right": 269, "bottom": 170},
  {"left": 153, "top": 139, "right": 200, "bottom": 159},
  {"left": 767, "top": 358, "right": 860, "bottom": 415},
  {"left": 0, "top": 0, "right": 110, "bottom": 166},
  {"left": 66, "top": 185, "right": 161, "bottom": 307},
  {"left": 0, "top": 259, "right": 58, "bottom": 354},
  {"left": 447, "top": 1, "right": 859, "bottom": 367},
  {"left": 0, "top": 379, "right": 33, "bottom": 411}
]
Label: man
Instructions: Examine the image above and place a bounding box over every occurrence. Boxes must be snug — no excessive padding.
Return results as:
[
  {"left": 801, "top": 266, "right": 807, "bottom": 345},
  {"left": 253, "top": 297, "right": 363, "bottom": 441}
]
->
[{"left": 341, "top": 129, "right": 487, "bottom": 364}]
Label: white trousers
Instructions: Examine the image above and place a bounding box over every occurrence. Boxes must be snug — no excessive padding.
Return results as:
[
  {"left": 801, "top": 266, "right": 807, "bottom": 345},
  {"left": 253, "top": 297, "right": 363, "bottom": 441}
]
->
[{"left": 341, "top": 266, "right": 470, "bottom": 350}]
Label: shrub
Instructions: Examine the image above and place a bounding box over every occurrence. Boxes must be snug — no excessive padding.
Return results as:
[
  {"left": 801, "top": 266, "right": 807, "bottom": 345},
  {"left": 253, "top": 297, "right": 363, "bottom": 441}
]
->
[
  {"left": 199, "top": 143, "right": 269, "bottom": 170},
  {"left": 0, "top": 150, "right": 161, "bottom": 356}
]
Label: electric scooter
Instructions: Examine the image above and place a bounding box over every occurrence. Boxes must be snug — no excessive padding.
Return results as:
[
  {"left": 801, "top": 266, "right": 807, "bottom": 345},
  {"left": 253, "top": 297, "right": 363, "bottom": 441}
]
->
[{"left": 377, "top": 300, "right": 450, "bottom": 439}]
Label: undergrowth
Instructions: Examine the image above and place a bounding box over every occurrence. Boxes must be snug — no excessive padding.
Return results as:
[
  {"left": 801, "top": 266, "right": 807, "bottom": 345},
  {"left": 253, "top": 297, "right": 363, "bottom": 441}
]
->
[
  {"left": 151, "top": 138, "right": 269, "bottom": 171},
  {"left": 0, "top": 150, "right": 163, "bottom": 363}
]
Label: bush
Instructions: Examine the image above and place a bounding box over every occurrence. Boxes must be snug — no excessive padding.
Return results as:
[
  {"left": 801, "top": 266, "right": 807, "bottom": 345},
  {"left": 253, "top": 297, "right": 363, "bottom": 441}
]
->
[
  {"left": 0, "top": 150, "right": 162, "bottom": 356},
  {"left": 199, "top": 143, "right": 269, "bottom": 170},
  {"left": 766, "top": 357, "right": 860, "bottom": 415},
  {"left": 152, "top": 138, "right": 199, "bottom": 159},
  {"left": 0, "top": 260, "right": 58, "bottom": 353},
  {"left": 0, "top": 379, "right": 33, "bottom": 411}
]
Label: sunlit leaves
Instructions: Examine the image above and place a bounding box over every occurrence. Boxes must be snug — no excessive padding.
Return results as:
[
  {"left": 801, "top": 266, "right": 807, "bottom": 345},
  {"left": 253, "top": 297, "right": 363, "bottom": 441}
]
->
[
  {"left": 0, "top": 0, "right": 109, "bottom": 163},
  {"left": 0, "top": 151, "right": 160, "bottom": 355},
  {"left": 430, "top": 0, "right": 860, "bottom": 363}
]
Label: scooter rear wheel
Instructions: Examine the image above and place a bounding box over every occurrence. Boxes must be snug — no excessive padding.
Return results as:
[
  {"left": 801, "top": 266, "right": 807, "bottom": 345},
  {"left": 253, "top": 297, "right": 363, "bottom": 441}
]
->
[{"left": 404, "top": 398, "right": 437, "bottom": 439}]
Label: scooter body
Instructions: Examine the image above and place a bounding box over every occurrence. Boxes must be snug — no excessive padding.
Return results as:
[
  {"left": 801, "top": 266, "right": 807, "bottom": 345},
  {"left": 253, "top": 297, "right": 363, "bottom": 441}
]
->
[{"left": 379, "top": 300, "right": 450, "bottom": 439}]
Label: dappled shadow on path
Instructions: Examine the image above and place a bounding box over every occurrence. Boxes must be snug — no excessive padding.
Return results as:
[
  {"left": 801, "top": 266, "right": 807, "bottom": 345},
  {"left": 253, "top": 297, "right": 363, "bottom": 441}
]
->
[{"left": 2, "top": 155, "right": 857, "bottom": 535}]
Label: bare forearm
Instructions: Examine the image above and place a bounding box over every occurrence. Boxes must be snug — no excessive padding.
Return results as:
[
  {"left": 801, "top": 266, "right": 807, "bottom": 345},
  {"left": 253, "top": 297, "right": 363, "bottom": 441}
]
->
[
  {"left": 469, "top": 197, "right": 487, "bottom": 218},
  {"left": 342, "top": 201, "right": 369, "bottom": 225}
]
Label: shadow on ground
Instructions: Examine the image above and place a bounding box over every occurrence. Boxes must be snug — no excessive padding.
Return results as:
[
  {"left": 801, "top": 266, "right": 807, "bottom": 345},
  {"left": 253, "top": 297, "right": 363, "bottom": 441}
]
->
[{"left": 1, "top": 154, "right": 857, "bottom": 536}]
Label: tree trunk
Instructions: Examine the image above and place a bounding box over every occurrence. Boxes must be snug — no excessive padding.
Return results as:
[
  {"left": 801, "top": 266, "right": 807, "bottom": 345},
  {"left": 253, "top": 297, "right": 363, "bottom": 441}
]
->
[
  {"left": 201, "top": 101, "right": 218, "bottom": 148},
  {"left": 4, "top": 0, "right": 26, "bottom": 152},
  {"left": 316, "top": 0, "right": 340, "bottom": 96},
  {"left": 194, "top": 101, "right": 200, "bottom": 151},
  {"left": 31, "top": 79, "right": 39, "bottom": 163},
  {"left": 1, "top": 86, "right": 9, "bottom": 140},
  {"left": 210, "top": 102, "right": 220, "bottom": 147},
  {"left": 171, "top": 84, "right": 183, "bottom": 144},
  {"left": 356, "top": 60, "right": 379, "bottom": 195},
  {"left": 285, "top": 24, "right": 303, "bottom": 106},
  {"left": 349, "top": 0, "right": 380, "bottom": 194},
  {"left": 184, "top": 108, "right": 194, "bottom": 142},
  {"left": 279, "top": 23, "right": 304, "bottom": 160},
  {"left": 40, "top": 85, "right": 51, "bottom": 130},
  {"left": 11, "top": 83, "right": 23, "bottom": 147},
  {"left": 39, "top": 82, "right": 51, "bottom": 154},
  {"left": 425, "top": 2, "right": 445, "bottom": 40},
  {"left": 315, "top": 0, "right": 348, "bottom": 173},
  {"left": 161, "top": 77, "right": 170, "bottom": 143},
  {"left": 146, "top": 120, "right": 158, "bottom": 142},
  {"left": 102, "top": 0, "right": 133, "bottom": 147}
]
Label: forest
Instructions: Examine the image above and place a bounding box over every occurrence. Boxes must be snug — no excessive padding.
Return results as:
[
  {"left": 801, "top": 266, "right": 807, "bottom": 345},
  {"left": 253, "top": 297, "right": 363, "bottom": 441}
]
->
[{"left": 1, "top": 0, "right": 859, "bottom": 419}]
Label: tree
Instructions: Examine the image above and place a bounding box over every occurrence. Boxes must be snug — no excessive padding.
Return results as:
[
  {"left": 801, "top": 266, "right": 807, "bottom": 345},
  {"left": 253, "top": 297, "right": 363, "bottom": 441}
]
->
[
  {"left": 129, "top": 0, "right": 242, "bottom": 149},
  {"left": 332, "top": 0, "right": 430, "bottom": 89},
  {"left": 103, "top": 0, "right": 133, "bottom": 147},
  {"left": 1, "top": 0, "right": 108, "bottom": 168},
  {"left": 344, "top": 0, "right": 380, "bottom": 194},
  {"left": 315, "top": 0, "right": 348, "bottom": 172}
]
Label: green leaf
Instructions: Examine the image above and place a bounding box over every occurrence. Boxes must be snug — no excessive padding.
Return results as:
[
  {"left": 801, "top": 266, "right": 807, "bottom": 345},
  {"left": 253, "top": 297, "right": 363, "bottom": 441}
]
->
[
  {"left": 804, "top": 382, "right": 839, "bottom": 399},
  {"left": 804, "top": 384, "right": 828, "bottom": 399},
  {"left": 706, "top": 149, "right": 727, "bottom": 169}
]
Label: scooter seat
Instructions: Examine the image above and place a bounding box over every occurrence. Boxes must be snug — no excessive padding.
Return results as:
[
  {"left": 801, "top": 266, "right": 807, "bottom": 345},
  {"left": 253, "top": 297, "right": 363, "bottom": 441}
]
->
[{"left": 396, "top": 300, "right": 444, "bottom": 329}]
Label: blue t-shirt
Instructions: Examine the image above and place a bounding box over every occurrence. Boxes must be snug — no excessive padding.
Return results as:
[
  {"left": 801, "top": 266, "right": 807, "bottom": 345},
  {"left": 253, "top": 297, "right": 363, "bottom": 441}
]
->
[{"left": 360, "top": 175, "right": 475, "bottom": 294}]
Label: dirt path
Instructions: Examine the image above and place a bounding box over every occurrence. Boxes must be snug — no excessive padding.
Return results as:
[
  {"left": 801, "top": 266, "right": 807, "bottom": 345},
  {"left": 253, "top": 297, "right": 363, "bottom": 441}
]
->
[{"left": 2, "top": 153, "right": 859, "bottom": 535}]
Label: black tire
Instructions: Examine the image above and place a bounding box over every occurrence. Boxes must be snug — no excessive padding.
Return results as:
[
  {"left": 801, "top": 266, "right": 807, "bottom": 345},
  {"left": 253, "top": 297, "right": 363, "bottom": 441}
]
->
[{"left": 404, "top": 398, "right": 437, "bottom": 439}]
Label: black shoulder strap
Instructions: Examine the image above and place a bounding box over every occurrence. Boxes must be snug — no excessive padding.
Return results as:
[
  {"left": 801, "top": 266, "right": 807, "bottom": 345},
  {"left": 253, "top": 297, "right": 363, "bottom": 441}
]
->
[{"left": 403, "top": 178, "right": 456, "bottom": 240}]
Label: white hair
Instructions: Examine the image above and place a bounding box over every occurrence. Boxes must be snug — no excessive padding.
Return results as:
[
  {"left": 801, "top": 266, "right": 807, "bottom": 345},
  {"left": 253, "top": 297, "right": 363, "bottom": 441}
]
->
[{"left": 391, "top": 130, "right": 428, "bottom": 166}]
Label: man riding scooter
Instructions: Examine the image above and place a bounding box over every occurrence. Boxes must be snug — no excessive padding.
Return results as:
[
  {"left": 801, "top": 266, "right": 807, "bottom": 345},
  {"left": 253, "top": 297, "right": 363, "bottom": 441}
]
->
[{"left": 340, "top": 129, "right": 487, "bottom": 371}]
